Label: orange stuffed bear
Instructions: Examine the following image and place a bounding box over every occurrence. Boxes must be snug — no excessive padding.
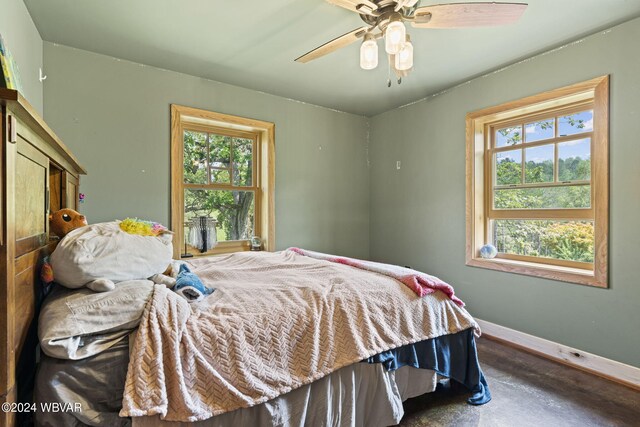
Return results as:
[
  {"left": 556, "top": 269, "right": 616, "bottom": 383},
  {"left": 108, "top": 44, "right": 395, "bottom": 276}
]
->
[
  {"left": 48, "top": 209, "right": 178, "bottom": 291},
  {"left": 49, "top": 208, "right": 88, "bottom": 239}
]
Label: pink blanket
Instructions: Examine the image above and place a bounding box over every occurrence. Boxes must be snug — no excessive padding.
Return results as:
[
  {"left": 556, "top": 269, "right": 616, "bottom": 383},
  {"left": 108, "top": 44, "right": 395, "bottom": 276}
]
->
[{"left": 287, "top": 247, "right": 464, "bottom": 306}]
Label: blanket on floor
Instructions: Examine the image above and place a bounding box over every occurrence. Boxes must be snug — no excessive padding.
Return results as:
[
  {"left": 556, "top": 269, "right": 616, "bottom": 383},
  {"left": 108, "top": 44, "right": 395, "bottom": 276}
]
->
[{"left": 120, "top": 250, "right": 478, "bottom": 422}]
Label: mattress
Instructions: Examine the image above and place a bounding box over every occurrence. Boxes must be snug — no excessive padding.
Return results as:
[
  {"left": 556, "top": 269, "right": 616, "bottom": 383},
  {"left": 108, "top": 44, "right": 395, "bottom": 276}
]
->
[{"left": 35, "top": 335, "right": 438, "bottom": 427}]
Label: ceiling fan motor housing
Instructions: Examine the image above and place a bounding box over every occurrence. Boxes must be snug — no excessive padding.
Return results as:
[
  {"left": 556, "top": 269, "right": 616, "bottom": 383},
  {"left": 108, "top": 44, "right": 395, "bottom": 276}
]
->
[{"left": 359, "top": 0, "right": 425, "bottom": 29}]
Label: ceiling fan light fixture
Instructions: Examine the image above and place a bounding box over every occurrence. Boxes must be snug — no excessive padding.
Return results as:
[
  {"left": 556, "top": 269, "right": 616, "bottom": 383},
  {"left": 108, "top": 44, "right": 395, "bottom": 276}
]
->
[
  {"left": 384, "top": 19, "right": 406, "bottom": 54},
  {"left": 360, "top": 35, "right": 378, "bottom": 70},
  {"left": 296, "top": 1, "right": 529, "bottom": 84},
  {"left": 395, "top": 35, "right": 413, "bottom": 71}
]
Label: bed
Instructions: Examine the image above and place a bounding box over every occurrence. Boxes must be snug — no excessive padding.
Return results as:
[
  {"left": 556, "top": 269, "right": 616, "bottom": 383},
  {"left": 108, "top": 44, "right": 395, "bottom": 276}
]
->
[{"left": 34, "top": 249, "right": 490, "bottom": 426}]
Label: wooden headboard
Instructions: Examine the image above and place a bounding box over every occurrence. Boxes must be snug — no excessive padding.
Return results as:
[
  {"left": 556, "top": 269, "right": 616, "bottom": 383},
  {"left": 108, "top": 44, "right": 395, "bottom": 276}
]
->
[{"left": 1, "top": 88, "right": 86, "bottom": 426}]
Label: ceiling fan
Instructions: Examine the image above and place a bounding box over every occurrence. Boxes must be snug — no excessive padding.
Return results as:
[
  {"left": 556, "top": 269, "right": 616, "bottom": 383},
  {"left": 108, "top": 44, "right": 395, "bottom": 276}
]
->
[{"left": 295, "top": 1, "right": 528, "bottom": 85}]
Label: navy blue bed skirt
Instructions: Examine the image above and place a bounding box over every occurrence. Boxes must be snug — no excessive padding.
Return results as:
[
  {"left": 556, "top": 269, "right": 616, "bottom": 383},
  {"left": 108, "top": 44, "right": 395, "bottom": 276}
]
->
[{"left": 365, "top": 328, "right": 491, "bottom": 405}]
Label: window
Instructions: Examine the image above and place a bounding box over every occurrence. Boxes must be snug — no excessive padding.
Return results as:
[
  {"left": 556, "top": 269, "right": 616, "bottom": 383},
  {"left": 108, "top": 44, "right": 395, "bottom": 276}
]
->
[
  {"left": 466, "top": 76, "right": 608, "bottom": 287},
  {"left": 171, "top": 105, "right": 275, "bottom": 258}
]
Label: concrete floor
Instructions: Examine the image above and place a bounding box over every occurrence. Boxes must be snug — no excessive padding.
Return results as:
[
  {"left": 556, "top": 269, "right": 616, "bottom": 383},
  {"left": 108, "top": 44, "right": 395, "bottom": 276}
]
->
[{"left": 399, "top": 338, "right": 640, "bottom": 427}]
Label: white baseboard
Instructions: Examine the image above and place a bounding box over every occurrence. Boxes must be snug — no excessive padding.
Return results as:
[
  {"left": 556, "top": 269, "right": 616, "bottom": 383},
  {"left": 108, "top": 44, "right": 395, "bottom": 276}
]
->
[{"left": 476, "top": 319, "right": 640, "bottom": 391}]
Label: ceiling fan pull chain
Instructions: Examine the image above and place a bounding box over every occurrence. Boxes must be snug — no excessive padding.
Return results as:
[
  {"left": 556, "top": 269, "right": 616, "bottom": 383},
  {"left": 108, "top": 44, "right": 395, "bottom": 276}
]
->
[
  {"left": 398, "top": 77, "right": 402, "bottom": 85},
  {"left": 387, "top": 59, "right": 392, "bottom": 88}
]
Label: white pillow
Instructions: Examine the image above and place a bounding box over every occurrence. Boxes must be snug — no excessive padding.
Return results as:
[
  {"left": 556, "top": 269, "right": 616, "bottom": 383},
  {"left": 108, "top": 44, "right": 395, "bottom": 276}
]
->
[{"left": 51, "top": 221, "right": 173, "bottom": 289}]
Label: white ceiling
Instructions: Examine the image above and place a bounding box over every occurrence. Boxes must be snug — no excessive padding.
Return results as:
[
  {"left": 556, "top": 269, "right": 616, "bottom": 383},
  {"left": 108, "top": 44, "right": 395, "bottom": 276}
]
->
[{"left": 24, "top": 0, "right": 640, "bottom": 116}]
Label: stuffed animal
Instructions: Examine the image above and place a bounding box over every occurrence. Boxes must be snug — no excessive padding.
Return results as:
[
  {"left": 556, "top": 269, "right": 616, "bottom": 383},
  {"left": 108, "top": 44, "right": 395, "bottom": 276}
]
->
[
  {"left": 49, "top": 209, "right": 177, "bottom": 292},
  {"left": 49, "top": 209, "right": 88, "bottom": 239},
  {"left": 173, "top": 264, "right": 215, "bottom": 303}
]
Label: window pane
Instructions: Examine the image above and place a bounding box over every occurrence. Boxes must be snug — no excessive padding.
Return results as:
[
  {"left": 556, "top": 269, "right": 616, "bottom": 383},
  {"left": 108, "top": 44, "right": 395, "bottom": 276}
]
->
[
  {"left": 495, "top": 149, "right": 522, "bottom": 185},
  {"left": 525, "top": 119, "right": 554, "bottom": 143},
  {"left": 183, "top": 130, "right": 208, "bottom": 184},
  {"left": 525, "top": 144, "right": 554, "bottom": 184},
  {"left": 493, "top": 219, "right": 594, "bottom": 263},
  {"left": 494, "top": 185, "right": 591, "bottom": 209},
  {"left": 558, "top": 138, "right": 591, "bottom": 181},
  {"left": 232, "top": 137, "right": 253, "bottom": 186},
  {"left": 209, "top": 134, "right": 231, "bottom": 168},
  {"left": 495, "top": 126, "right": 523, "bottom": 147},
  {"left": 185, "top": 189, "right": 255, "bottom": 242},
  {"left": 210, "top": 168, "right": 230, "bottom": 184},
  {"left": 558, "top": 111, "right": 593, "bottom": 136}
]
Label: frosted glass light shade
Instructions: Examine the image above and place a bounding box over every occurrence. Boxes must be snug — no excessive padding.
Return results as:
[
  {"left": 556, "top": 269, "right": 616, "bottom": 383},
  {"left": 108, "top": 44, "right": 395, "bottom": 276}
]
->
[
  {"left": 385, "top": 21, "right": 406, "bottom": 54},
  {"left": 360, "top": 39, "right": 378, "bottom": 70},
  {"left": 395, "top": 40, "right": 413, "bottom": 71}
]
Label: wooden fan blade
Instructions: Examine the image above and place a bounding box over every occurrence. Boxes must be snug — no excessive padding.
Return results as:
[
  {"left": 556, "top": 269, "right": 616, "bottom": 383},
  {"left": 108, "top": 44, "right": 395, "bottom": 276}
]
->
[
  {"left": 326, "top": 0, "right": 379, "bottom": 14},
  {"left": 412, "top": 2, "right": 527, "bottom": 29},
  {"left": 295, "top": 26, "right": 368, "bottom": 63}
]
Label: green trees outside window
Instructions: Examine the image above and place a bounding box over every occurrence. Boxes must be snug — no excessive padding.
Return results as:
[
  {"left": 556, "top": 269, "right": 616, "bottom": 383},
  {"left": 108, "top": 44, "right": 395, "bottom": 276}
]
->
[
  {"left": 183, "top": 130, "right": 255, "bottom": 241},
  {"left": 491, "top": 112, "right": 594, "bottom": 263}
]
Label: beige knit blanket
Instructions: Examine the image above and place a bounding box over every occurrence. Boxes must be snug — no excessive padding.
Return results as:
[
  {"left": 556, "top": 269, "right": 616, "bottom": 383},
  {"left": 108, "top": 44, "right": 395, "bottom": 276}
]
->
[{"left": 120, "top": 251, "right": 478, "bottom": 422}]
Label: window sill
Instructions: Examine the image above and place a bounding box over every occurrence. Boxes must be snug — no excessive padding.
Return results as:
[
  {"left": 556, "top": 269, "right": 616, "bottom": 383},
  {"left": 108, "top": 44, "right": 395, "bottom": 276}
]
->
[
  {"left": 466, "top": 256, "right": 605, "bottom": 288},
  {"left": 181, "top": 240, "right": 251, "bottom": 258}
]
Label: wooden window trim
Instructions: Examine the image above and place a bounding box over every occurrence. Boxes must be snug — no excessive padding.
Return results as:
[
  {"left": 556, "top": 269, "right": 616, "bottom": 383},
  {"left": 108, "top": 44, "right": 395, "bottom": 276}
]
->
[
  {"left": 488, "top": 101, "right": 593, "bottom": 136},
  {"left": 171, "top": 105, "right": 275, "bottom": 258},
  {"left": 465, "top": 76, "right": 609, "bottom": 287}
]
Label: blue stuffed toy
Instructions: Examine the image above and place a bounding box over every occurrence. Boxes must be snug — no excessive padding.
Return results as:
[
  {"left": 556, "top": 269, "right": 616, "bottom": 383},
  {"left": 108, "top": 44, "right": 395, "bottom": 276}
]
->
[{"left": 173, "top": 264, "right": 214, "bottom": 302}]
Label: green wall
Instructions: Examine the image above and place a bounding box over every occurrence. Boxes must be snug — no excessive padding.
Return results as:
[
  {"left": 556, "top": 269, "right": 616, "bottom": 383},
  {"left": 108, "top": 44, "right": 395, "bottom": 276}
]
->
[
  {"left": 0, "top": 0, "right": 43, "bottom": 113},
  {"left": 369, "top": 17, "right": 640, "bottom": 367},
  {"left": 42, "top": 16, "right": 640, "bottom": 367},
  {"left": 43, "top": 43, "right": 370, "bottom": 259}
]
